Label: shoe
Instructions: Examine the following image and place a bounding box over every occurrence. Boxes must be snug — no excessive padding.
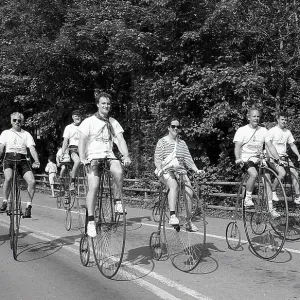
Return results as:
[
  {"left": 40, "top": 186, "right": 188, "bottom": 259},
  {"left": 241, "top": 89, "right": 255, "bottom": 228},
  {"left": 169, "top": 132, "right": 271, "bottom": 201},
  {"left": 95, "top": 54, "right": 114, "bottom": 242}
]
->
[
  {"left": 87, "top": 221, "right": 97, "bottom": 238},
  {"left": 23, "top": 205, "right": 32, "bottom": 218},
  {"left": 294, "top": 197, "right": 300, "bottom": 205},
  {"left": 114, "top": 202, "right": 127, "bottom": 214},
  {"left": 169, "top": 214, "right": 179, "bottom": 226},
  {"left": 272, "top": 193, "right": 279, "bottom": 202},
  {"left": 269, "top": 209, "right": 280, "bottom": 219},
  {"left": 69, "top": 182, "right": 75, "bottom": 192},
  {"left": 186, "top": 222, "right": 198, "bottom": 232},
  {"left": 244, "top": 196, "right": 254, "bottom": 207},
  {"left": 0, "top": 202, "right": 7, "bottom": 212}
]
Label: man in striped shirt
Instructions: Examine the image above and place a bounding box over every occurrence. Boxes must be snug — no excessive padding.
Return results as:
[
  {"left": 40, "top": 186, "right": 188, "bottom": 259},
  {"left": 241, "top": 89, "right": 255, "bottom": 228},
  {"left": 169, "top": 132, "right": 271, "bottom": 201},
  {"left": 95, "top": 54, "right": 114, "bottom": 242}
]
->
[{"left": 154, "top": 117, "right": 204, "bottom": 231}]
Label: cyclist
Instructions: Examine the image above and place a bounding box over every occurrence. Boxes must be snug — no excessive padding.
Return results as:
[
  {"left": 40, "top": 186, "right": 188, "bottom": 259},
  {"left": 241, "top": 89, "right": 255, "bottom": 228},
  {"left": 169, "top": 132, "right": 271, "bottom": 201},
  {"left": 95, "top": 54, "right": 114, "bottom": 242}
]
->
[
  {"left": 60, "top": 110, "right": 82, "bottom": 196},
  {"left": 234, "top": 107, "right": 285, "bottom": 218},
  {"left": 78, "top": 90, "right": 131, "bottom": 238},
  {"left": 0, "top": 112, "right": 40, "bottom": 217},
  {"left": 154, "top": 117, "right": 205, "bottom": 231},
  {"left": 267, "top": 111, "right": 300, "bottom": 204}
]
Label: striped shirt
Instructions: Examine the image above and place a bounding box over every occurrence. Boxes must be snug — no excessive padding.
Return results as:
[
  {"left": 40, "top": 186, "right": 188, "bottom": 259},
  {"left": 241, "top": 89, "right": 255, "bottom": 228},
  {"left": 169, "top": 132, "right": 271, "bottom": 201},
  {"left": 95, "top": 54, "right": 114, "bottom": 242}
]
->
[{"left": 154, "top": 136, "right": 197, "bottom": 172}]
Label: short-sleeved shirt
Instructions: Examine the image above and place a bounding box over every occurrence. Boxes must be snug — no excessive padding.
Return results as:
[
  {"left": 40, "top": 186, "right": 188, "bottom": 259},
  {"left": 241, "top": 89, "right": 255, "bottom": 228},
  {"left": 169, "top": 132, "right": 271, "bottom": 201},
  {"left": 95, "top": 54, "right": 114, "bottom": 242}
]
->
[
  {"left": 63, "top": 123, "right": 80, "bottom": 147},
  {"left": 78, "top": 115, "right": 124, "bottom": 160},
  {"left": 45, "top": 161, "right": 57, "bottom": 174},
  {"left": 0, "top": 129, "right": 35, "bottom": 155},
  {"left": 154, "top": 136, "right": 197, "bottom": 172},
  {"left": 268, "top": 126, "right": 294, "bottom": 156},
  {"left": 233, "top": 125, "right": 270, "bottom": 162}
]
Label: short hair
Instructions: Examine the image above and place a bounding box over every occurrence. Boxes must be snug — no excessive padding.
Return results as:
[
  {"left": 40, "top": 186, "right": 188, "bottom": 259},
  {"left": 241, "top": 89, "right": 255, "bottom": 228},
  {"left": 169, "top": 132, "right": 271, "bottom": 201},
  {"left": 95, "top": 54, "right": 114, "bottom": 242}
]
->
[
  {"left": 94, "top": 89, "right": 112, "bottom": 104},
  {"left": 247, "top": 107, "right": 261, "bottom": 117},
  {"left": 168, "top": 117, "right": 180, "bottom": 126},
  {"left": 71, "top": 110, "right": 82, "bottom": 116},
  {"left": 11, "top": 112, "right": 24, "bottom": 122},
  {"left": 276, "top": 111, "right": 288, "bottom": 119}
]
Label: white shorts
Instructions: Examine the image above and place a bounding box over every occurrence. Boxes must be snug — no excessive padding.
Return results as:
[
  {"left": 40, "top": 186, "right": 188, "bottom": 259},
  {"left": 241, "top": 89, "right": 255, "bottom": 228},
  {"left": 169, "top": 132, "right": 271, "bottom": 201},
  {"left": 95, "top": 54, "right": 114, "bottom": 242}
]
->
[{"left": 49, "top": 173, "right": 57, "bottom": 185}]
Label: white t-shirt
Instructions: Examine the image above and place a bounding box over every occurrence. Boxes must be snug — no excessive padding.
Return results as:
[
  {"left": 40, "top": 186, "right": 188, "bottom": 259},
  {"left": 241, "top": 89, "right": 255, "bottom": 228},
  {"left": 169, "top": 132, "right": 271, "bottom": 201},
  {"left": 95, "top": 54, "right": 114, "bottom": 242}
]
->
[
  {"left": 45, "top": 161, "right": 57, "bottom": 174},
  {"left": 268, "top": 126, "right": 294, "bottom": 156},
  {"left": 233, "top": 125, "right": 270, "bottom": 162},
  {"left": 78, "top": 115, "right": 124, "bottom": 160},
  {"left": 0, "top": 129, "right": 35, "bottom": 155},
  {"left": 63, "top": 123, "right": 80, "bottom": 146}
]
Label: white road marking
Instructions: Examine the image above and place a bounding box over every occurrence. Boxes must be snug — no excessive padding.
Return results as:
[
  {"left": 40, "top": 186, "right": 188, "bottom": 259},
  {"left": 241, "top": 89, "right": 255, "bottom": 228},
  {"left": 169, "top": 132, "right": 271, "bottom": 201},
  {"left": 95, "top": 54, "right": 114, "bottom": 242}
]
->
[{"left": 0, "top": 218, "right": 213, "bottom": 300}]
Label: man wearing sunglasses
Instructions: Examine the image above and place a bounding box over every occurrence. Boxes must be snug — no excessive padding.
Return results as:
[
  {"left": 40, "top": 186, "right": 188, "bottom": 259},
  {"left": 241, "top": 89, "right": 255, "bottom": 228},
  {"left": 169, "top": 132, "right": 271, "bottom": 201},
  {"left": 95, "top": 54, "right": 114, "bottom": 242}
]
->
[
  {"left": 154, "top": 117, "right": 205, "bottom": 231},
  {"left": 0, "top": 112, "right": 40, "bottom": 217}
]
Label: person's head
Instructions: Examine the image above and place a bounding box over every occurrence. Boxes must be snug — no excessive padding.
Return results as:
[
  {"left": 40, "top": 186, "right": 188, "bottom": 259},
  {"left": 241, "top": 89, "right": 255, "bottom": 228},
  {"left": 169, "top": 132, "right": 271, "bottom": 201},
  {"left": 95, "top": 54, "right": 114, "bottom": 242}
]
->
[
  {"left": 168, "top": 117, "right": 181, "bottom": 137},
  {"left": 48, "top": 156, "right": 54, "bottom": 162},
  {"left": 11, "top": 112, "right": 24, "bottom": 131},
  {"left": 71, "top": 110, "right": 82, "bottom": 125},
  {"left": 247, "top": 107, "right": 261, "bottom": 128},
  {"left": 95, "top": 91, "right": 112, "bottom": 117},
  {"left": 276, "top": 111, "right": 288, "bottom": 129}
]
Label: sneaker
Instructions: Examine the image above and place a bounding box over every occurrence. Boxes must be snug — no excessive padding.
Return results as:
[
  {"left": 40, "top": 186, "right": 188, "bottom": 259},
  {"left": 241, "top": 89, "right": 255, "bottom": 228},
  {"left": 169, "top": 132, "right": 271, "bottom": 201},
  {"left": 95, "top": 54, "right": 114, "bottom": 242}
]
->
[
  {"left": 272, "top": 193, "right": 279, "bottom": 202},
  {"left": 0, "top": 202, "right": 7, "bottom": 212},
  {"left": 69, "top": 182, "right": 75, "bottom": 192},
  {"left": 244, "top": 196, "right": 254, "bottom": 207},
  {"left": 294, "top": 197, "right": 300, "bottom": 205},
  {"left": 23, "top": 205, "right": 32, "bottom": 218},
  {"left": 169, "top": 214, "right": 179, "bottom": 226},
  {"left": 186, "top": 222, "right": 198, "bottom": 232},
  {"left": 87, "top": 221, "right": 97, "bottom": 238},
  {"left": 269, "top": 209, "right": 280, "bottom": 219},
  {"left": 114, "top": 202, "right": 127, "bottom": 215}
]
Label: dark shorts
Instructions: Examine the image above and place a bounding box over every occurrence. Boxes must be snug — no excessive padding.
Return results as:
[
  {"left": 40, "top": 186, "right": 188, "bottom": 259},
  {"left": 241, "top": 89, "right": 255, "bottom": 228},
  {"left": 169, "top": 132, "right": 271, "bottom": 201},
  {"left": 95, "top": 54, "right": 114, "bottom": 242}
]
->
[
  {"left": 242, "top": 160, "right": 258, "bottom": 172},
  {"left": 4, "top": 153, "right": 31, "bottom": 177},
  {"left": 69, "top": 145, "right": 79, "bottom": 156}
]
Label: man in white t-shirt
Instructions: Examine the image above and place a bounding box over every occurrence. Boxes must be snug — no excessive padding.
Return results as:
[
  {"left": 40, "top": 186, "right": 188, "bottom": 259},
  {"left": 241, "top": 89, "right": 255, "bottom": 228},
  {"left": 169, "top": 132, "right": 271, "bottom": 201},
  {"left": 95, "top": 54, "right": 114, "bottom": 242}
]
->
[
  {"left": 61, "top": 110, "right": 82, "bottom": 197},
  {"left": 267, "top": 111, "right": 300, "bottom": 204},
  {"left": 0, "top": 112, "right": 40, "bottom": 217},
  {"left": 233, "top": 107, "right": 284, "bottom": 218},
  {"left": 78, "top": 90, "right": 131, "bottom": 238}
]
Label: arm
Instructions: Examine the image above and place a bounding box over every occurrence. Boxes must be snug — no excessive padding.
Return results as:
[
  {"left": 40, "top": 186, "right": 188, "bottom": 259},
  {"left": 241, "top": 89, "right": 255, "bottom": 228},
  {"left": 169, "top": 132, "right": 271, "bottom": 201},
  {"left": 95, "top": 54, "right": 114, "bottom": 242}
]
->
[
  {"left": 234, "top": 141, "right": 244, "bottom": 165},
  {"left": 115, "top": 133, "right": 131, "bottom": 166},
  {"left": 28, "top": 145, "right": 40, "bottom": 168},
  {"left": 78, "top": 131, "right": 88, "bottom": 163},
  {"left": 0, "top": 143, "right": 5, "bottom": 158},
  {"left": 290, "top": 143, "right": 300, "bottom": 161},
  {"left": 61, "top": 137, "right": 69, "bottom": 155},
  {"left": 265, "top": 141, "right": 280, "bottom": 160},
  {"left": 154, "top": 141, "right": 163, "bottom": 173}
]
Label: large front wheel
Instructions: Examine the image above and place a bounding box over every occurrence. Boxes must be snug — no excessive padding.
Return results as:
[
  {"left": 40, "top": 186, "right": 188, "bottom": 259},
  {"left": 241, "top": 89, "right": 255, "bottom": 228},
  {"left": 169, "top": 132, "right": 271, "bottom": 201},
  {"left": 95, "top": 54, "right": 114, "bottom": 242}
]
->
[
  {"left": 164, "top": 183, "right": 206, "bottom": 272},
  {"left": 243, "top": 168, "right": 288, "bottom": 260},
  {"left": 92, "top": 173, "right": 126, "bottom": 279}
]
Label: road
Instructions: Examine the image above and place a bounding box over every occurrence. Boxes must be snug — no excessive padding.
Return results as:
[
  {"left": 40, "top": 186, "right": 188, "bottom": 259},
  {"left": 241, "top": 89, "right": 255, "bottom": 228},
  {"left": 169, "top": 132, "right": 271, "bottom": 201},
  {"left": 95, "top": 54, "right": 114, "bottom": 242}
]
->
[{"left": 0, "top": 190, "right": 300, "bottom": 300}]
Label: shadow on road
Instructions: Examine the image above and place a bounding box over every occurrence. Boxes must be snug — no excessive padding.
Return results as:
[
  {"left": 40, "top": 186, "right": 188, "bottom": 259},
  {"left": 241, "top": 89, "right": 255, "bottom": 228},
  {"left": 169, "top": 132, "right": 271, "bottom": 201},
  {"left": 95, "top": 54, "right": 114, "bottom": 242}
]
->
[{"left": 16, "top": 232, "right": 82, "bottom": 262}]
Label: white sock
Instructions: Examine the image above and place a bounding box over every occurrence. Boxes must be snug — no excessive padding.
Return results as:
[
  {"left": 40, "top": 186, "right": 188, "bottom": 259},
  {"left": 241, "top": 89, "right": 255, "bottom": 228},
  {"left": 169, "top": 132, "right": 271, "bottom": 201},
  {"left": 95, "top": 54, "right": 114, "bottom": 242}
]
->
[
  {"left": 27, "top": 202, "right": 32, "bottom": 207},
  {"left": 246, "top": 191, "right": 252, "bottom": 197},
  {"left": 3, "top": 199, "right": 7, "bottom": 203}
]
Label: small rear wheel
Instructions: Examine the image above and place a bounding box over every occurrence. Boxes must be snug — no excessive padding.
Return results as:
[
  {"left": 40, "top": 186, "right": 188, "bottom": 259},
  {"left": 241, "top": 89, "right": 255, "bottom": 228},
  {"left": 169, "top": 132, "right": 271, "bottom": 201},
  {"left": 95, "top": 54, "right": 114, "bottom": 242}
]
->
[
  {"left": 226, "top": 221, "right": 241, "bottom": 250},
  {"left": 65, "top": 208, "right": 72, "bottom": 231},
  {"left": 149, "top": 232, "right": 163, "bottom": 260},
  {"left": 79, "top": 235, "right": 90, "bottom": 266}
]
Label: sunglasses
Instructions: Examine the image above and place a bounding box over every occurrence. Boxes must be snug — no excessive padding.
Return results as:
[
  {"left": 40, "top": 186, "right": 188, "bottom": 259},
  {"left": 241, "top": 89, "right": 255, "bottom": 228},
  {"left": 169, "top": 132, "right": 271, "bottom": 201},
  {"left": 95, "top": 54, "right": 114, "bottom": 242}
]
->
[
  {"left": 170, "top": 125, "right": 181, "bottom": 129},
  {"left": 12, "top": 119, "right": 22, "bottom": 123}
]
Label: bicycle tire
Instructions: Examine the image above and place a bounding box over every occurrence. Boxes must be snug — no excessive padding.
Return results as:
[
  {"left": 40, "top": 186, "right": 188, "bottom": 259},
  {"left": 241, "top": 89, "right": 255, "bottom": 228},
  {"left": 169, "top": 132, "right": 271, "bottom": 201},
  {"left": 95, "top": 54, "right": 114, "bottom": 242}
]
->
[
  {"left": 79, "top": 235, "right": 90, "bottom": 266},
  {"left": 65, "top": 208, "right": 72, "bottom": 231},
  {"left": 149, "top": 232, "right": 163, "bottom": 260},
  {"left": 11, "top": 171, "right": 21, "bottom": 260},
  {"left": 243, "top": 167, "right": 288, "bottom": 260},
  {"left": 164, "top": 182, "right": 206, "bottom": 272},
  {"left": 282, "top": 168, "right": 300, "bottom": 241},
  {"left": 226, "top": 221, "right": 241, "bottom": 250},
  {"left": 92, "top": 170, "right": 126, "bottom": 279}
]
